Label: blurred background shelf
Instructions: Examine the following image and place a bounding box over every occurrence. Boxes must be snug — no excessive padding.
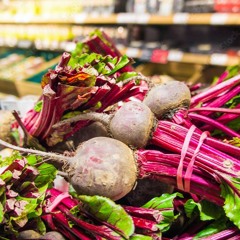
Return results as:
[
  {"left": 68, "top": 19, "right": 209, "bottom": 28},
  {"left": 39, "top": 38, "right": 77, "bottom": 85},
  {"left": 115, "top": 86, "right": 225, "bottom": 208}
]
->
[
  {"left": 0, "top": 13, "right": 239, "bottom": 25},
  {"left": 0, "top": 0, "right": 239, "bottom": 96}
]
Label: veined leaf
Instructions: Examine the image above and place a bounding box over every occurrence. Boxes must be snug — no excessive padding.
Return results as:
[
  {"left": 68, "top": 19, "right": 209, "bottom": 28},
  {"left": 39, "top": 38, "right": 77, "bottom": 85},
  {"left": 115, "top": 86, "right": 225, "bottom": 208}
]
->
[
  {"left": 116, "top": 72, "right": 138, "bottom": 83},
  {"left": 69, "top": 52, "right": 132, "bottom": 77},
  {"left": 221, "top": 178, "right": 240, "bottom": 228},
  {"left": 184, "top": 199, "right": 224, "bottom": 221},
  {"left": 0, "top": 151, "right": 22, "bottom": 168},
  {"left": 34, "top": 100, "right": 43, "bottom": 112},
  {"left": 226, "top": 137, "right": 240, "bottom": 147},
  {"left": 34, "top": 163, "right": 57, "bottom": 188},
  {"left": 130, "top": 234, "right": 153, "bottom": 240},
  {"left": 26, "top": 155, "right": 38, "bottom": 166},
  {"left": 0, "top": 202, "right": 4, "bottom": 223},
  {"left": 142, "top": 192, "right": 183, "bottom": 232},
  {"left": 79, "top": 195, "right": 134, "bottom": 238},
  {"left": 194, "top": 217, "right": 229, "bottom": 239}
]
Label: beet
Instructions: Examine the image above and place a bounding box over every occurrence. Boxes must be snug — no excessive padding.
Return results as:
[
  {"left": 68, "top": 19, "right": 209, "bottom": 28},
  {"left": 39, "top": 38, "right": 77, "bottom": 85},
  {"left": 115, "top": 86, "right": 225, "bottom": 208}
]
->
[
  {"left": 0, "top": 137, "right": 137, "bottom": 201},
  {"left": 43, "top": 231, "right": 65, "bottom": 240},
  {"left": 18, "top": 230, "right": 42, "bottom": 239},
  {"left": 109, "top": 101, "right": 155, "bottom": 148},
  {"left": 143, "top": 80, "right": 191, "bottom": 119}
]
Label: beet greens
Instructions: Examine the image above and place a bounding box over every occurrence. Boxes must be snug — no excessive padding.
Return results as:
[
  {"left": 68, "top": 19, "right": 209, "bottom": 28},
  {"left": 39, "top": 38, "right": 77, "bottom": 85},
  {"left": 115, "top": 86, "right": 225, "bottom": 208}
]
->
[
  {"left": 189, "top": 70, "right": 240, "bottom": 139},
  {"left": 19, "top": 49, "right": 147, "bottom": 148}
]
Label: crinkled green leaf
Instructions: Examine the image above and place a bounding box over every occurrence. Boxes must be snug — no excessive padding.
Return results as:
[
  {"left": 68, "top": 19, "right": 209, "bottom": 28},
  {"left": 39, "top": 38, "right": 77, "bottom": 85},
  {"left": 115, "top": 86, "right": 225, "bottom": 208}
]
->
[
  {"left": 116, "top": 72, "right": 138, "bottom": 83},
  {"left": 62, "top": 111, "right": 81, "bottom": 120},
  {"left": 78, "top": 195, "right": 134, "bottom": 238},
  {"left": 69, "top": 52, "right": 131, "bottom": 77},
  {"left": 36, "top": 217, "right": 46, "bottom": 235},
  {"left": 71, "top": 53, "right": 98, "bottom": 68},
  {"left": 34, "top": 100, "right": 43, "bottom": 112},
  {"left": 26, "top": 155, "right": 38, "bottom": 166},
  {"left": 227, "top": 137, "right": 240, "bottom": 147},
  {"left": 0, "top": 171, "right": 12, "bottom": 197},
  {"left": 8, "top": 184, "right": 48, "bottom": 232},
  {"left": 225, "top": 65, "right": 240, "bottom": 80},
  {"left": 0, "top": 151, "right": 22, "bottom": 168},
  {"left": 8, "top": 198, "right": 38, "bottom": 232},
  {"left": 0, "top": 202, "right": 4, "bottom": 223},
  {"left": 225, "top": 94, "right": 240, "bottom": 109},
  {"left": 108, "top": 55, "right": 131, "bottom": 75},
  {"left": 226, "top": 117, "right": 240, "bottom": 133},
  {"left": 221, "top": 178, "right": 240, "bottom": 228},
  {"left": 0, "top": 170, "right": 12, "bottom": 182},
  {"left": 130, "top": 234, "right": 153, "bottom": 240},
  {"left": 142, "top": 192, "right": 183, "bottom": 232},
  {"left": 194, "top": 217, "right": 229, "bottom": 239},
  {"left": 184, "top": 199, "right": 224, "bottom": 221},
  {"left": 34, "top": 163, "right": 57, "bottom": 188},
  {"left": 142, "top": 192, "right": 183, "bottom": 209}
]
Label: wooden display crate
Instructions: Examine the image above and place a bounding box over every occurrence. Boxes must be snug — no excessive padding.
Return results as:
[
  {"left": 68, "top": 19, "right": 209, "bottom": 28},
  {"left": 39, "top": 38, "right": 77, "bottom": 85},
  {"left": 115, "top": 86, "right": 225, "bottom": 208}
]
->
[{"left": 0, "top": 57, "right": 60, "bottom": 97}]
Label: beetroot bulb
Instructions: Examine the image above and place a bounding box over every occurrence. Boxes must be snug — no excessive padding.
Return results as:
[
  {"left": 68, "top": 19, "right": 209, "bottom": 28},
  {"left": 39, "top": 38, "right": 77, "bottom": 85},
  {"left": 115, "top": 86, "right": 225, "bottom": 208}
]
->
[
  {"left": 51, "top": 101, "right": 240, "bottom": 198},
  {"left": 0, "top": 137, "right": 226, "bottom": 206}
]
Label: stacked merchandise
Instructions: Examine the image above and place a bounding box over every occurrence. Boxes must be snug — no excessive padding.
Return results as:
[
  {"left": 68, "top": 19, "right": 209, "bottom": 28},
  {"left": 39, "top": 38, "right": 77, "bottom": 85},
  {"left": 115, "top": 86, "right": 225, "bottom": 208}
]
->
[{"left": 0, "top": 30, "right": 239, "bottom": 239}]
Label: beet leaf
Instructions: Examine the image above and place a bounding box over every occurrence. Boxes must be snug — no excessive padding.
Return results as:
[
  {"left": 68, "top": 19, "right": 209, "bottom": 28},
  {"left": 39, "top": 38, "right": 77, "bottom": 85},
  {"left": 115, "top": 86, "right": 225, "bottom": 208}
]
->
[
  {"left": 193, "top": 218, "right": 229, "bottom": 239},
  {"left": 78, "top": 195, "right": 135, "bottom": 238},
  {"left": 221, "top": 178, "right": 240, "bottom": 228},
  {"left": 130, "top": 234, "right": 152, "bottom": 239},
  {"left": 184, "top": 199, "right": 224, "bottom": 221},
  {"left": 142, "top": 192, "right": 183, "bottom": 232}
]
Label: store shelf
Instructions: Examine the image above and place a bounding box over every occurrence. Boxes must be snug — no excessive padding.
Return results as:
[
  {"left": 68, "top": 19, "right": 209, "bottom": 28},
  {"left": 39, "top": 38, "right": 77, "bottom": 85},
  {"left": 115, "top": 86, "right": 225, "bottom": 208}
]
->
[
  {"left": 0, "top": 13, "right": 239, "bottom": 25},
  {"left": 120, "top": 47, "right": 240, "bottom": 66},
  {"left": 1, "top": 40, "right": 238, "bottom": 67}
]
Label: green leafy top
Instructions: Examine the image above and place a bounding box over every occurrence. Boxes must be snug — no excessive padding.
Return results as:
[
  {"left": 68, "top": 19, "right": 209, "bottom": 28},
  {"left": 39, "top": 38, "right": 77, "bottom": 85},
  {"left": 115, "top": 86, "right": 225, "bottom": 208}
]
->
[
  {"left": 78, "top": 195, "right": 135, "bottom": 238},
  {"left": 226, "top": 137, "right": 240, "bottom": 147},
  {"left": 68, "top": 52, "right": 132, "bottom": 77},
  {"left": 184, "top": 199, "right": 224, "bottom": 221},
  {"left": 142, "top": 192, "right": 183, "bottom": 232},
  {"left": 0, "top": 153, "right": 57, "bottom": 236},
  {"left": 221, "top": 177, "right": 240, "bottom": 229}
]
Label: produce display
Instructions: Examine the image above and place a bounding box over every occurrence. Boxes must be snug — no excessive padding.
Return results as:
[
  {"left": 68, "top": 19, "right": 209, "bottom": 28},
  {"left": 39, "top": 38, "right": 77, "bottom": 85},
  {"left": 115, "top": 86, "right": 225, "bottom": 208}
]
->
[{"left": 0, "top": 30, "right": 240, "bottom": 239}]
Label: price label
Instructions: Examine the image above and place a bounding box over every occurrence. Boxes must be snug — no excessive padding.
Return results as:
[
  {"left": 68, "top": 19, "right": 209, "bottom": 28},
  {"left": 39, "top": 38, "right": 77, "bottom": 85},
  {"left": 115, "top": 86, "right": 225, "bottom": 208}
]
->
[
  {"left": 151, "top": 49, "right": 168, "bottom": 64},
  {"left": 210, "top": 53, "right": 228, "bottom": 66},
  {"left": 117, "top": 13, "right": 137, "bottom": 23},
  {"left": 210, "top": 13, "right": 228, "bottom": 25},
  {"left": 173, "top": 13, "right": 189, "bottom": 24},
  {"left": 136, "top": 14, "right": 150, "bottom": 24},
  {"left": 168, "top": 50, "right": 183, "bottom": 62},
  {"left": 74, "top": 13, "right": 87, "bottom": 23},
  {"left": 126, "top": 47, "right": 139, "bottom": 58}
]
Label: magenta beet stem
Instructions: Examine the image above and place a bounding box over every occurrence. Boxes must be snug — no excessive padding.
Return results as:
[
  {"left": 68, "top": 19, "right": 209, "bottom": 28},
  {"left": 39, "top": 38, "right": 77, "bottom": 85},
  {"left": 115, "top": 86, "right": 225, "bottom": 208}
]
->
[{"left": 189, "top": 113, "right": 240, "bottom": 138}]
